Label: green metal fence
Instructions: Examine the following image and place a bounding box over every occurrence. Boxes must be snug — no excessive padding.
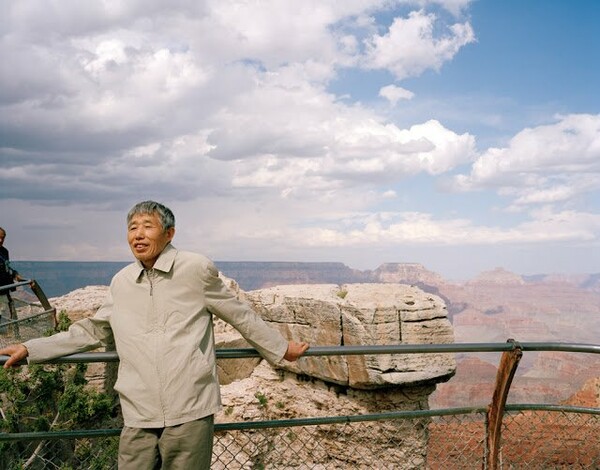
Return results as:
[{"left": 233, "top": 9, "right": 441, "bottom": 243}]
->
[
  {"left": 1, "top": 343, "right": 599, "bottom": 469},
  {"left": 1, "top": 403, "right": 598, "bottom": 468}
]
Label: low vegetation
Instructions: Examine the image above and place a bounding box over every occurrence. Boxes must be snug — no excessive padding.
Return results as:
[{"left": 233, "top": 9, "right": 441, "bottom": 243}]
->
[{"left": 0, "top": 311, "right": 120, "bottom": 469}]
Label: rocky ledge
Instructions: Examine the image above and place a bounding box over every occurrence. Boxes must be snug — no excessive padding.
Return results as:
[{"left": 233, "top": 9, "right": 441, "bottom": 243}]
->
[{"left": 241, "top": 282, "right": 455, "bottom": 388}]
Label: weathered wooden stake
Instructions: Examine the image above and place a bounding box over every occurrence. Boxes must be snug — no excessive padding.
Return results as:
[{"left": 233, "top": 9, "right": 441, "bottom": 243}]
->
[{"left": 485, "top": 338, "right": 522, "bottom": 469}]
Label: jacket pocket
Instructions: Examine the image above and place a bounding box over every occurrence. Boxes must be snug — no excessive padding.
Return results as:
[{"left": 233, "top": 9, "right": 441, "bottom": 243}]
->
[{"left": 114, "top": 355, "right": 162, "bottom": 421}]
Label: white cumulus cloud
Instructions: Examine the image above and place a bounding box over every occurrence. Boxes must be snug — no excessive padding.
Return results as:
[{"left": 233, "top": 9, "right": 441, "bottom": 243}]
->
[
  {"left": 363, "top": 10, "right": 475, "bottom": 80},
  {"left": 290, "top": 208, "right": 600, "bottom": 247},
  {"left": 453, "top": 114, "right": 600, "bottom": 210},
  {"left": 379, "top": 84, "right": 415, "bottom": 105}
]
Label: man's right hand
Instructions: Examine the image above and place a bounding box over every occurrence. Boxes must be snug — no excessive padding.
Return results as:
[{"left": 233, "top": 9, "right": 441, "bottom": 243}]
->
[{"left": 0, "top": 344, "right": 28, "bottom": 368}]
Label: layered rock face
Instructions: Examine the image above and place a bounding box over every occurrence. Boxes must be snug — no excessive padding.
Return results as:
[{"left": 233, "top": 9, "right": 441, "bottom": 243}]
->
[{"left": 243, "top": 283, "right": 455, "bottom": 389}]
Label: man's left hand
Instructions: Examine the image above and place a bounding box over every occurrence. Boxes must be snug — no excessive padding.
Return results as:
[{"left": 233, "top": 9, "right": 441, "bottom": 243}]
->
[{"left": 283, "top": 341, "right": 309, "bottom": 361}]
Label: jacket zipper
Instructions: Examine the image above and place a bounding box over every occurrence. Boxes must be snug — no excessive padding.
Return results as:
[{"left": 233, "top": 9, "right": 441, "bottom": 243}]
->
[
  {"left": 146, "top": 267, "right": 166, "bottom": 424},
  {"left": 147, "top": 268, "right": 154, "bottom": 296}
]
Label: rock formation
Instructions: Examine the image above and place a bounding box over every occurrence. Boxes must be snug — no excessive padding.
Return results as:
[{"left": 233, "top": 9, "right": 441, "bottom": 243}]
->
[
  {"left": 372, "top": 262, "right": 446, "bottom": 286},
  {"left": 564, "top": 377, "right": 600, "bottom": 407},
  {"left": 50, "top": 285, "right": 109, "bottom": 321},
  {"left": 467, "top": 267, "right": 525, "bottom": 285},
  {"left": 243, "top": 283, "right": 455, "bottom": 388}
]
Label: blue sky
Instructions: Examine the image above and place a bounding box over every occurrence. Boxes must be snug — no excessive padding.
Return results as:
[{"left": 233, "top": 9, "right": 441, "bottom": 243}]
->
[{"left": 1, "top": 0, "right": 599, "bottom": 280}]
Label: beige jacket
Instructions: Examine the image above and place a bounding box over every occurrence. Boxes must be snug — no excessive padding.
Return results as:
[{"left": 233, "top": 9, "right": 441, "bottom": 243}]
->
[{"left": 24, "top": 244, "right": 288, "bottom": 428}]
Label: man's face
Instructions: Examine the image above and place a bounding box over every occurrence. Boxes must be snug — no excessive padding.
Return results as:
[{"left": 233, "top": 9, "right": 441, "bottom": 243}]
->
[
  {"left": 127, "top": 212, "right": 175, "bottom": 269},
  {"left": 0, "top": 230, "right": 5, "bottom": 248}
]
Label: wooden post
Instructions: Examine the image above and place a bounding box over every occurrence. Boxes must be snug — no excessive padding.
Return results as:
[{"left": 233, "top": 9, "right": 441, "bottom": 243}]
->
[
  {"left": 485, "top": 338, "right": 522, "bottom": 469},
  {"left": 29, "top": 280, "right": 58, "bottom": 328}
]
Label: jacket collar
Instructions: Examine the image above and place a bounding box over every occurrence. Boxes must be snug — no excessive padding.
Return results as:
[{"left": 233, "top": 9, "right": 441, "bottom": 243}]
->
[{"left": 134, "top": 243, "right": 177, "bottom": 281}]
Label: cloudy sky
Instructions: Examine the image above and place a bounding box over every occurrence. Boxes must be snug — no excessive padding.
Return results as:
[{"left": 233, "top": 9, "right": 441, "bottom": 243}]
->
[{"left": 1, "top": 0, "right": 599, "bottom": 280}]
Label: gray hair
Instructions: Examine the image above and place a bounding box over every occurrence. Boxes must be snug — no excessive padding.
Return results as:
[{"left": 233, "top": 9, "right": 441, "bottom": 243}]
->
[{"left": 127, "top": 201, "right": 175, "bottom": 231}]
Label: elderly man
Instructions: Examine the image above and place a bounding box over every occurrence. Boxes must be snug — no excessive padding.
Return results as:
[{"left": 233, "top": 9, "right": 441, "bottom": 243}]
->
[{"left": 1, "top": 201, "right": 309, "bottom": 469}]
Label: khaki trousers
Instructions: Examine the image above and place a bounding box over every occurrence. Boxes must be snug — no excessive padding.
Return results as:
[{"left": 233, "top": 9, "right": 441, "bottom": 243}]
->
[{"left": 118, "top": 415, "right": 214, "bottom": 469}]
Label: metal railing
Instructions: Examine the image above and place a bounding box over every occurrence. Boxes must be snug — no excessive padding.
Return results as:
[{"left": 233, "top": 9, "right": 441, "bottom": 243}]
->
[
  {"left": 1, "top": 342, "right": 599, "bottom": 469},
  {"left": 0, "top": 279, "right": 57, "bottom": 345}
]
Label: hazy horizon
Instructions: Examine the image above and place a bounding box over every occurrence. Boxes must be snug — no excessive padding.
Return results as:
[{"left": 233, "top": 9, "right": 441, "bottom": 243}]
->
[{"left": 12, "top": 258, "right": 600, "bottom": 283}]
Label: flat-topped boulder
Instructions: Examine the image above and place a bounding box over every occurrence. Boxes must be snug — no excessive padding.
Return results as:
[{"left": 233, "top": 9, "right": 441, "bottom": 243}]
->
[{"left": 241, "top": 283, "right": 456, "bottom": 389}]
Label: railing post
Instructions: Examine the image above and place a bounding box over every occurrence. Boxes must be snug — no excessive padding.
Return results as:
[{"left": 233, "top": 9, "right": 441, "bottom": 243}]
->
[
  {"left": 485, "top": 338, "right": 522, "bottom": 469},
  {"left": 29, "top": 280, "right": 58, "bottom": 328}
]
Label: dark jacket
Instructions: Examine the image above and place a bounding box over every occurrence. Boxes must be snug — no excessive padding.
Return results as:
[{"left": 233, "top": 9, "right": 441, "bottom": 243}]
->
[{"left": 0, "top": 246, "right": 18, "bottom": 290}]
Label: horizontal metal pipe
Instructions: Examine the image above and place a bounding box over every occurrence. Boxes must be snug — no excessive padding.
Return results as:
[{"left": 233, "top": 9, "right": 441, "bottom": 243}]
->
[
  {"left": 0, "top": 279, "right": 33, "bottom": 293},
  {"left": 0, "top": 308, "right": 55, "bottom": 326},
  {"left": 504, "top": 404, "right": 600, "bottom": 415},
  {"left": 2, "top": 341, "right": 599, "bottom": 366},
  {"left": 1, "top": 404, "right": 596, "bottom": 442}
]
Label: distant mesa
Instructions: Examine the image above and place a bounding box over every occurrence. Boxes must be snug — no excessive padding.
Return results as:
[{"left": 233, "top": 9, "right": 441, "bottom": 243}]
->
[
  {"left": 372, "top": 262, "right": 446, "bottom": 286},
  {"left": 467, "top": 267, "right": 525, "bottom": 285},
  {"left": 523, "top": 272, "right": 600, "bottom": 291}
]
